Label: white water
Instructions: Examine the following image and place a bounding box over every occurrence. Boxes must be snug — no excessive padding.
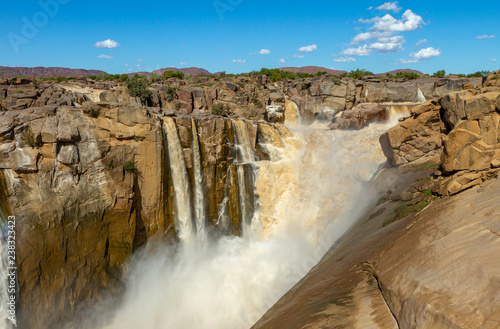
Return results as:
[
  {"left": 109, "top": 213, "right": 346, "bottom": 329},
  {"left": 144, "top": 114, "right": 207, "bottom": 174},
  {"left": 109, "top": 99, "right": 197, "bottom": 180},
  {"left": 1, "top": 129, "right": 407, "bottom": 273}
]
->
[
  {"left": 236, "top": 165, "right": 250, "bottom": 225},
  {"left": 232, "top": 120, "right": 255, "bottom": 163},
  {"left": 163, "top": 117, "right": 194, "bottom": 240},
  {"left": 191, "top": 119, "right": 206, "bottom": 237},
  {"left": 105, "top": 115, "right": 402, "bottom": 329}
]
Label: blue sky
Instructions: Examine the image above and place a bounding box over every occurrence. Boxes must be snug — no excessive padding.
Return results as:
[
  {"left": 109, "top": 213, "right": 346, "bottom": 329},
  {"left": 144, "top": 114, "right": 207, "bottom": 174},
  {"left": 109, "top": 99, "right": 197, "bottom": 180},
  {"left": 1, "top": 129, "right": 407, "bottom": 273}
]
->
[{"left": 1, "top": 0, "right": 499, "bottom": 74}]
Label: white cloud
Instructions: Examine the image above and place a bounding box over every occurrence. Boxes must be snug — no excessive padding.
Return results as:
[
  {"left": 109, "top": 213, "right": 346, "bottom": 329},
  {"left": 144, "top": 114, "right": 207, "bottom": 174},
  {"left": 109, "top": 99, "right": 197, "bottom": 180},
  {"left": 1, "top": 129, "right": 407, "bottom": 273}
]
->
[
  {"left": 258, "top": 49, "right": 271, "bottom": 55},
  {"left": 476, "top": 35, "right": 495, "bottom": 39},
  {"left": 413, "top": 47, "right": 441, "bottom": 60},
  {"left": 124, "top": 64, "right": 129, "bottom": 67},
  {"left": 278, "top": 58, "right": 286, "bottom": 63},
  {"left": 350, "top": 31, "right": 392, "bottom": 45},
  {"left": 93, "top": 39, "right": 120, "bottom": 48},
  {"left": 179, "top": 62, "right": 186, "bottom": 66},
  {"left": 368, "top": 35, "right": 405, "bottom": 53},
  {"left": 293, "top": 54, "right": 304, "bottom": 58},
  {"left": 340, "top": 45, "right": 371, "bottom": 56},
  {"left": 371, "top": 10, "right": 423, "bottom": 32},
  {"left": 298, "top": 44, "right": 318, "bottom": 53},
  {"left": 137, "top": 59, "right": 144, "bottom": 62},
  {"left": 367, "top": 6, "right": 373, "bottom": 10},
  {"left": 97, "top": 54, "right": 114, "bottom": 59},
  {"left": 232, "top": 59, "right": 246, "bottom": 63},
  {"left": 490, "top": 59, "right": 497, "bottom": 62},
  {"left": 136, "top": 64, "right": 141, "bottom": 68},
  {"left": 334, "top": 57, "right": 356, "bottom": 63},
  {"left": 396, "top": 58, "right": 419, "bottom": 64},
  {"left": 416, "top": 39, "right": 427, "bottom": 47},
  {"left": 376, "top": 1, "right": 401, "bottom": 12}
]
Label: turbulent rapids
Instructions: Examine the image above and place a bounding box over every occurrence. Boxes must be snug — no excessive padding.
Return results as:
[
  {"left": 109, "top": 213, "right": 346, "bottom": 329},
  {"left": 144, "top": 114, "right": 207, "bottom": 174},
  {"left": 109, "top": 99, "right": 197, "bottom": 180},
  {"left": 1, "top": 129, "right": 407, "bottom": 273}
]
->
[{"left": 94, "top": 111, "right": 404, "bottom": 329}]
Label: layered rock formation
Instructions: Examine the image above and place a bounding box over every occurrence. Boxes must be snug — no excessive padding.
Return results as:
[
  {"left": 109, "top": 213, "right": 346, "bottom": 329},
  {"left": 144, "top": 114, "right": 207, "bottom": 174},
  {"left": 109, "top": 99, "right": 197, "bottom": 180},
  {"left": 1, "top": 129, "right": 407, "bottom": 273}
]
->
[
  {"left": 0, "top": 101, "right": 292, "bottom": 328},
  {"left": 0, "top": 74, "right": 482, "bottom": 125}
]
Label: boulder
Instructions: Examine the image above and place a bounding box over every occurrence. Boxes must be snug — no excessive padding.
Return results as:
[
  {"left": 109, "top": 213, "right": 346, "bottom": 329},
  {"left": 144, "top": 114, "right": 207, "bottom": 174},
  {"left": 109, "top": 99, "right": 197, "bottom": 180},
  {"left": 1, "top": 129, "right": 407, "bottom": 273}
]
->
[
  {"left": 330, "top": 103, "right": 387, "bottom": 130},
  {"left": 10, "top": 147, "right": 39, "bottom": 172},
  {"left": 57, "top": 145, "right": 80, "bottom": 165},
  {"left": 464, "top": 92, "right": 500, "bottom": 120},
  {"left": 439, "top": 90, "right": 473, "bottom": 129}
]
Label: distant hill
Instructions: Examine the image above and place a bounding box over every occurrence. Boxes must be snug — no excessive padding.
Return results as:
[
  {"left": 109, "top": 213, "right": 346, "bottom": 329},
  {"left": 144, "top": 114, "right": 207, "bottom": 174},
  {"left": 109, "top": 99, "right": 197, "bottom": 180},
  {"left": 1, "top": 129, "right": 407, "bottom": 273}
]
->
[
  {"left": 0, "top": 66, "right": 106, "bottom": 78},
  {"left": 376, "top": 69, "right": 424, "bottom": 76},
  {"left": 152, "top": 67, "right": 212, "bottom": 77},
  {"left": 279, "top": 66, "right": 348, "bottom": 76}
]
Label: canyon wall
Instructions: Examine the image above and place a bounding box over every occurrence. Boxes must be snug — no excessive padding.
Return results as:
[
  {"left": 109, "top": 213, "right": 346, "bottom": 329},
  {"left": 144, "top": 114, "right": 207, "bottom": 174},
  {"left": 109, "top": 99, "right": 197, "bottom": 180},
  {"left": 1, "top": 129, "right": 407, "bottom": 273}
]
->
[{"left": 0, "top": 101, "right": 292, "bottom": 328}]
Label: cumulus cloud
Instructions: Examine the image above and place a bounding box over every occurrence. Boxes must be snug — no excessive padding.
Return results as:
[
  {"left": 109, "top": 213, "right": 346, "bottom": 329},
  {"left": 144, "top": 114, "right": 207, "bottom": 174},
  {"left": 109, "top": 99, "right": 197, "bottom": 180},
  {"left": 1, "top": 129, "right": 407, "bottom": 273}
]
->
[
  {"left": 293, "top": 54, "right": 305, "bottom": 58},
  {"left": 333, "top": 57, "right": 356, "bottom": 63},
  {"left": 350, "top": 31, "right": 393, "bottom": 45},
  {"left": 376, "top": 1, "right": 401, "bottom": 12},
  {"left": 298, "top": 44, "right": 318, "bottom": 53},
  {"left": 93, "top": 39, "right": 120, "bottom": 48},
  {"left": 137, "top": 59, "right": 144, "bottom": 62},
  {"left": 97, "top": 54, "right": 114, "bottom": 59},
  {"left": 367, "top": 35, "right": 405, "bottom": 53},
  {"left": 258, "top": 49, "right": 271, "bottom": 55},
  {"left": 476, "top": 35, "right": 495, "bottom": 39},
  {"left": 371, "top": 10, "right": 423, "bottom": 32},
  {"left": 278, "top": 58, "right": 286, "bottom": 63},
  {"left": 232, "top": 59, "right": 246, "bottom": 63},
  {"left": 396, "top": 58, "right": 419, "bottom": 64},
  {"left": 490, "top": 59, "right": 497, "bottom": 62},
  {"left": 124, "top": 64, "right": 129, "bottom": 67},
  {"left": 416, "top": 39, "right": 427, "bottom": 47},
  {"left": 179, "top": 62, "right": 186, "bottom": 66},
  {"left": 413, "top": 47, "right": 441, "bottom": 60},
  {"left": 340, "top": 45, "right": 371, "bottom": 56}
]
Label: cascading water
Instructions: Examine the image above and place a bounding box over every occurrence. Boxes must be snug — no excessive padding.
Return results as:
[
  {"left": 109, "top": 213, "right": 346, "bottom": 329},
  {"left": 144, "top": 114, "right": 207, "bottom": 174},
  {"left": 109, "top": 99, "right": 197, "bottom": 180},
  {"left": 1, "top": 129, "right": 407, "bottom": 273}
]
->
[
  {"left": 104, "top": 112, "right": 404, "bottom": 329},
  {"left": 163, "top": 117, "right": 194, "bottom": 240},
  {"left": 232, "top": 119, "right": 257, "bottom": 228},
  {"left": 232, "top": 120, "right": 255, "bottom": 163},
  {"left": 191, "top": 119, "right": 206, "bottom": 237}
]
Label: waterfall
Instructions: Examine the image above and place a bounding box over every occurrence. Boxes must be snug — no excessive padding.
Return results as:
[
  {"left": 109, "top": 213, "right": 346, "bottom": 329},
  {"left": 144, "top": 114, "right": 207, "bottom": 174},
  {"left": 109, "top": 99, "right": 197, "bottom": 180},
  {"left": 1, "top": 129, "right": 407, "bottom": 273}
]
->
[
  {"left": 163, "top": 117, "right": 194, "bottom": 241},
  {"left": 105, "top": 115, "right": 403, "bottom": 329},
  {"left": 191, "top": 119, "right": 206, "bottom": 237},
  {"left": 417, "top": 88, "right": 426, "bottom": 103},
  {"left": 256, "top": 124, "right": 286, "bottom": 162},
  {"left": 236, "top": 165, "right": 249, "bottom": 225},
  {"left": 232, "top": 120, "right": 255, "bottom": 163}
]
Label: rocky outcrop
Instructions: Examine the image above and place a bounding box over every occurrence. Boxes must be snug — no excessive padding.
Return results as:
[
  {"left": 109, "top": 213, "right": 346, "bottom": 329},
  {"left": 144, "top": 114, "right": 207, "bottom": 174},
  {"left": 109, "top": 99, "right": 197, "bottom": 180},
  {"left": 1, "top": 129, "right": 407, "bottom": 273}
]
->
[
  {"left": 329, "top": 103, "right": 388, "bottom": 130},
  {"left": 0, "top": 74, "right": 483, "bottom": 126}
]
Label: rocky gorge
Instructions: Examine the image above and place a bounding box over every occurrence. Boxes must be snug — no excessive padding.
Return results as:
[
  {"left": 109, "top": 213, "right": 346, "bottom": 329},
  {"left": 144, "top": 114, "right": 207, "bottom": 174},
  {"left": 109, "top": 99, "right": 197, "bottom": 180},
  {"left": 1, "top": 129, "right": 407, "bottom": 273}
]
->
[{"left": 0, "top": 70, "right": 499, "bottom": 329}]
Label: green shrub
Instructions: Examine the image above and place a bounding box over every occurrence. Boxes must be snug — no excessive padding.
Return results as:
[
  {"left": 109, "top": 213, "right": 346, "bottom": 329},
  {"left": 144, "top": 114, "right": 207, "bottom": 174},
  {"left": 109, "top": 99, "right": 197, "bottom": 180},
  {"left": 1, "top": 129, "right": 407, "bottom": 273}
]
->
[
  {"left": 212, "top": 103, "right": 230, "bottom": 116},
  {"left": 162, "top": 70, "right": 185, "bottom": 80},
  {"left": 124, "top": 160, "right": 137, "bottom": 174},
  {"left": 432, "top": 70, "right": 446, "bottom": 78},
  {"left": 119, "top": 74, "right": 129, "bottom": 82},
  {"left": 149, "top": 73, "right": 161, "bottom": 83},
  {"left": 251, "top": 96, "right": 263, "bottom": 108},
  {"left": 166, "top": 86, "right": 177, "bottom": 102},
  {"left": 126, "top": 78, "right": 151, "bottom": 104},
  {"left": 467, "top": 70, "right": 491, "bottom": 78},
  {"left": 348, "top": 69, "right": 373, "bottom": 79},
  {"left": 20, "top": 128, "right": 36, "bottom": 148}
]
